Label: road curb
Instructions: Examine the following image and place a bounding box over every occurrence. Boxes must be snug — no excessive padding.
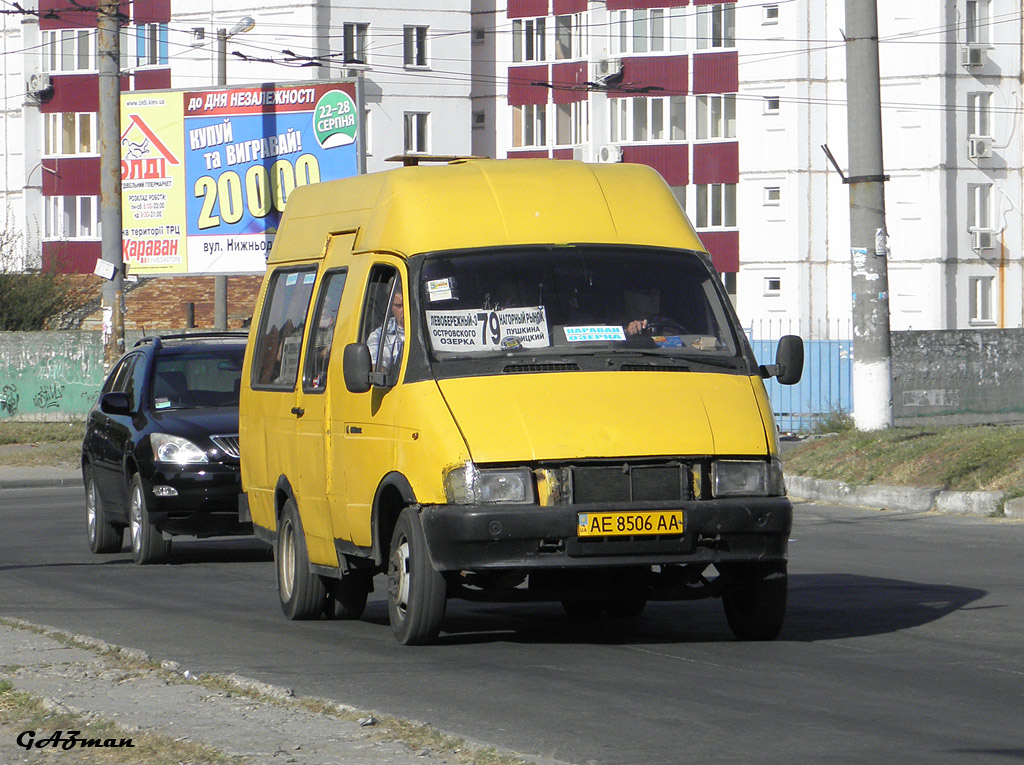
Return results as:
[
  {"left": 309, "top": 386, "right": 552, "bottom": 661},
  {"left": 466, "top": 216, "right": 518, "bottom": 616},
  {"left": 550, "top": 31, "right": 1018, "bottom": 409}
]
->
[
  {"left": 787, "top": 475, "right": 1006, "bottom": 517},
  {"left": 0, "top": 475, "right": 81, "bottom": 489}
]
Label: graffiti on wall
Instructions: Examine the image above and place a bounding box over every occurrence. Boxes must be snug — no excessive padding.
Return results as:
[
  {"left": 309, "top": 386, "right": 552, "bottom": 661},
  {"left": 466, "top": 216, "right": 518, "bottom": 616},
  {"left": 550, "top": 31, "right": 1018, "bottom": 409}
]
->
[{"left": 0, "top": 332, "right": 107, "bottom": 420}]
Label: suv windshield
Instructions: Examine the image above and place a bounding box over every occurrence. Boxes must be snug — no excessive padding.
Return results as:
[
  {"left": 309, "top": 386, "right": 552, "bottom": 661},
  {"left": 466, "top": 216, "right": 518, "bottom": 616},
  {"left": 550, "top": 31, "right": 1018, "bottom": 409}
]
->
[
  {"left": 151, "top": 348, "right": 244, "bottom": 410},
  {"left": 419, "top": 246, "right": 738, "bottom": 360}
]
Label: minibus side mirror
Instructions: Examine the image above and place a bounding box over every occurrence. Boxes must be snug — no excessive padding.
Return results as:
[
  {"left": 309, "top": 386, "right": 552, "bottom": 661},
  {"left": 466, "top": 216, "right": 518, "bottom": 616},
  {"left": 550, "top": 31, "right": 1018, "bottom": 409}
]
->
[
  {"left": 100, "top": 391, "right": 131, "bottom": 415},
  {"left": 760, "top": 335, "right": 804, "bottom": 385},
  {"left": 343, "top": 343, "right": 373, "bottom": 393}
]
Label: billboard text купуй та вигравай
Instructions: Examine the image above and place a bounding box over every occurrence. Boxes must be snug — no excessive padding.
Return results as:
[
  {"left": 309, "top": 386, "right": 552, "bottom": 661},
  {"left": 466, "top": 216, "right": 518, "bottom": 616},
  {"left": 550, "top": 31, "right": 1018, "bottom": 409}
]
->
[{"left": 120, "top": 81, "right": 359, "bottom": 275}]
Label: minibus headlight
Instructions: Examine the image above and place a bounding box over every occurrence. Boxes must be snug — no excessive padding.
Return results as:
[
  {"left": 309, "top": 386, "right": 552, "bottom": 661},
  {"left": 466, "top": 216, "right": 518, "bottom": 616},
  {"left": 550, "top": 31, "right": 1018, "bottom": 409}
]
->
[
  {"left": 711, "top": 460, "right": 772, "bottom": 498},
  {"left": 444, "top": 463, "right": 534, "bottom": 504},
  {"left": 151, "top": 433, "right": 208, "bottom": 464}
]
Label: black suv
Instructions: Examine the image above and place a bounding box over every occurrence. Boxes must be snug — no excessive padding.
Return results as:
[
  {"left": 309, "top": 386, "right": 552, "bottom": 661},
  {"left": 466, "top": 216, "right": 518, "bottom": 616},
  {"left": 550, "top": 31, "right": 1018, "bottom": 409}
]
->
[{"left": 82, "top": 332, "right": 250, "bottom": 564}]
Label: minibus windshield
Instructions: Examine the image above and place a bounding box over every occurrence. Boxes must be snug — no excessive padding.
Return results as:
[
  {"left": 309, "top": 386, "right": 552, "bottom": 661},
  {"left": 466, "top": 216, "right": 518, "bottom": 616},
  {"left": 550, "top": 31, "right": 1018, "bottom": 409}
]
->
[{"left": 418, "top": 246, "right": 739, "bottom": 360}]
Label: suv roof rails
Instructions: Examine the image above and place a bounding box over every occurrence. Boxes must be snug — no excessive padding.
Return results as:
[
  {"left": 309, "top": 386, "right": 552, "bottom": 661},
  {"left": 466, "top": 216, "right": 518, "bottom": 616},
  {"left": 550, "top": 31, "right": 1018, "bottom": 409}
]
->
[{"left": 133, "top": 331, "right": 248, "bottom": 350}]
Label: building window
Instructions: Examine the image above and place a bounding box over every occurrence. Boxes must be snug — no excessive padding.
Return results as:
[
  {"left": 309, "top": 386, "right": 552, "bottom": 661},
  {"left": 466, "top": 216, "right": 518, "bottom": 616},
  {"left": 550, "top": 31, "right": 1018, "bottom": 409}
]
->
[
  {"left": 968, "top": 92, "right": 991, "bottom": 136},
  {"left": 513, "top": 104, "right": 547, "bottom": 148},
  {"left": 763, "top": 95, "right": 781, "bottom": 114},
  {"left": 404, "top": 112, "right": 429, "bottom": 153},
  {"left": 610, "top": 9, "right": 684, "bottom": 55},
  {"left": 764, "top": 186, "right": 781, "bottom": 205},
  {"left": 696, "top": 3, "right": 736, "bottom": 49},
  {"left": 133, "top": 23, "right": 168, "bottom": 67},
  {"left": 42, "top": 29, "right": 96, "bottom": 73},
  {"left": 609, "top": 96, "right": 685, "bottom": 143},
  {"left": 695, "top": 183, "right": 737, "bottom": 228},
  {"left": 513, "top": 18, "right": 546, "bottom": 63},
  {"left": 472, "top": 27, "right": 486, "bottom": 45},
  {"left": 44, "top": 195, "right": 100, "bottom": 239},
  {"left": 404, "top": 26, "right": 428, "bottom": 67},
  {"left": 763, "top": 5, "right": 780, "bottom": 24},
  {"left": 555, "top": 13, "right": 587, "bottom": 60},
  {"left": 696, "top": 94, "right": 736, "bottom": 139},
  {"left": 555, "top": 101, "right": 587, "bottom": 146},
  {"left": 968, "top": 183, "right": 991, "bottom": 231},
  {"left": 969, "top": 276, "right": 993, "bottom": 323},
  {"left": 44, "top": 112, "right": 95, "bottom": 156},
  {"left": 966, "top": 0, "right": 990, "bottom": 45},
  {"left": 763, "top": 276, "right": 782, "bottom": 296},
  {"left": 343, "top": 23, "right": 369, "bottom": 64}
]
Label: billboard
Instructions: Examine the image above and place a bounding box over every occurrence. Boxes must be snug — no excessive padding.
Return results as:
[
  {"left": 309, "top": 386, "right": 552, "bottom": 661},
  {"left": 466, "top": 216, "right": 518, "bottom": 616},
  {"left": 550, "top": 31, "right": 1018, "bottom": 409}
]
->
[{"left": 120, "top": 81, "right": 360, "bottom": 275}]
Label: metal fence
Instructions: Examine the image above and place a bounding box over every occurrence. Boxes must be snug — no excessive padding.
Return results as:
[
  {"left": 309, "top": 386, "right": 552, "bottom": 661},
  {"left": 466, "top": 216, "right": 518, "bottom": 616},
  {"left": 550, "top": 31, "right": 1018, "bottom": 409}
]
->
[{"left": 747, "top": 318, "right": 853, "bottom": 434}]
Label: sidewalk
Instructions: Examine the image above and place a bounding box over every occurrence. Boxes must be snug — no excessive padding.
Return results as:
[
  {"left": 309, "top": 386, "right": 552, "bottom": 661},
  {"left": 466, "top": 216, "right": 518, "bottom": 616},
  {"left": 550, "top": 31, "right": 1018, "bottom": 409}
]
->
[{"left": 0, "top": 619, "right": 556, "bottom": 765}]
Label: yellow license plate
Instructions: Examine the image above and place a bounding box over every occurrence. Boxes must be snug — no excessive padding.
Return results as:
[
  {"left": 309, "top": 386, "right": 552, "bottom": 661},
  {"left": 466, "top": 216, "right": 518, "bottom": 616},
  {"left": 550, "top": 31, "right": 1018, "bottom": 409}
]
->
[{"left": 577, "top": 510, "right": 684, "bottom": 538}]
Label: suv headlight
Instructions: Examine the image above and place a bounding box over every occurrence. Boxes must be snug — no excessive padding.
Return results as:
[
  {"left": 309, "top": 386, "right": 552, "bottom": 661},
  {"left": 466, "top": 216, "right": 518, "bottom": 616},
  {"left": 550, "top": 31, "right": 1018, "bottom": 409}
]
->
[
  {"left": 444, "top": 463, "right": 534, "bottom": 504},
  {"left": 711, "top": 458, "right": 785, "bottom": 498},
  {"left": 151, "top": 433, "right": 208, "bottom": 464}
]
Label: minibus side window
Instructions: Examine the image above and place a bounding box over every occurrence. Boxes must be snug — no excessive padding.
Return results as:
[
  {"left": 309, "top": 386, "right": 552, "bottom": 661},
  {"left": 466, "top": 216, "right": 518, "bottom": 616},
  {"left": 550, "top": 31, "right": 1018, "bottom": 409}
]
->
[
  {"left": 303, "top": 269, "right": 348, "bottom": 392},
  {"left": 251, "top": 267, "right": 318, "bottom": 389},
  {"left": 359, "top": 266, "right": 405, "bottom": 383}
]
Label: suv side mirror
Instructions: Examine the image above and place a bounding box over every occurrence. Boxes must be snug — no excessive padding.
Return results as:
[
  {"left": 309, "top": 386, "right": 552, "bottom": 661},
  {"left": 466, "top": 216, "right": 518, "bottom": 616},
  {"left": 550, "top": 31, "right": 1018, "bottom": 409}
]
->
[
  {"left": 100, "top": 391, "right": 131, "bottom": 415},
  {"left": 343, "top": 343, "right": 373, "bottom": 393},
  {"left": 760, "top": 335, "right": 804, "bottom": 385}
]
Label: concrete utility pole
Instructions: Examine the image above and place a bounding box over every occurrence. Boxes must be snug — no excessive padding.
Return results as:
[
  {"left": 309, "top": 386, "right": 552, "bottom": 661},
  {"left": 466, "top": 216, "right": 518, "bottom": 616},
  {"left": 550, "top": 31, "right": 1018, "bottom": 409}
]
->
[
  {"left": 845, "top": 0, "right": 893, "bottom": 430},
  {"left": 98, "top": 0, "right": 125, "bottom": 368}
]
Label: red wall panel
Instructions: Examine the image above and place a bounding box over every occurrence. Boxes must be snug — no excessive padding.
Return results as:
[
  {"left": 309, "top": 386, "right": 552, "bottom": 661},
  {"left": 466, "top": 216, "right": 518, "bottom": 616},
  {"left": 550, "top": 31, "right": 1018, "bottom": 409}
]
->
[
  {"left": 43, "top": 240, "right": 101, "bottom": 274},
  {"left": 508, "top": 65, "right": 549, "bottom": 105},
  {"left": 610, "top": 55, "right": 687, "bottom": 98},
  {"left": 133, "top": 68, "right": 171, "bottom": 91},
  {"left": 552, "top": 149, "right": 575, "bottom": 160},
  {"left": 40, "top": 74, "right": 98, "bottom": 113},
  {"left": 691, "top": 51, "right": 738, "bottom": 94},
  {"left": 551, "top": 62, "right": 587, "bottom": 103},
  {"left": 507, "top": 0, "right": 549, "bottom": 19},
  {"left": 608, "top": 0, "right": 687, "bottom": 9},
  {"left": 553, "top": 0, "right": 587, "bottom": 14},
  {"left": 697, "top": 230, "right": 739, "bottom": 273},
  {"left": 622, "top": 145, "right": 688, "bottom": 187},
  {"left": 132, "top": 0, "right": 170, "bottom": 24},
  {"left": 507, "top": 150, "right": 549, "bottom": 159},
  {"left": 42, "top": 157, "right": 101, "bottom": 197},
  {"left": 692, "top": 142, "right": 738, "bottom": 184}
]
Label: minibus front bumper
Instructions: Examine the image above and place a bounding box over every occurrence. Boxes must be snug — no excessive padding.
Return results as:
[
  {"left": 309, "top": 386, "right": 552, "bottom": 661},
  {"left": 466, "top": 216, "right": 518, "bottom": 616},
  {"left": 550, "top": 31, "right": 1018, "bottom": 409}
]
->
[{"left": 418, "top": 497, "right": 792, "bottom": 571}]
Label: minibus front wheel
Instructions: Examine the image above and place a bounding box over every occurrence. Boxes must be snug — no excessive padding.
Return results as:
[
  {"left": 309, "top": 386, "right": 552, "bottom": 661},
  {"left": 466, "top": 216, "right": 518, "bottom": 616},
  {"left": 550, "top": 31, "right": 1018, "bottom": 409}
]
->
[
  {"left": 387, "top": 507, "right": 447, "bottom": 645},
  {"left": 721, "top": 561, "right": 787, "bottom": 641}
]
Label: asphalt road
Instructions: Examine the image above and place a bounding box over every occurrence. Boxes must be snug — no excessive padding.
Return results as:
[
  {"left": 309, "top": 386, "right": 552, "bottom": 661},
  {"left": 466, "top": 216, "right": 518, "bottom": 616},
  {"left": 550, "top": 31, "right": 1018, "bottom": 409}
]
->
[{"left": 2, "top": 486, "right": 1023, "bottom": 763}]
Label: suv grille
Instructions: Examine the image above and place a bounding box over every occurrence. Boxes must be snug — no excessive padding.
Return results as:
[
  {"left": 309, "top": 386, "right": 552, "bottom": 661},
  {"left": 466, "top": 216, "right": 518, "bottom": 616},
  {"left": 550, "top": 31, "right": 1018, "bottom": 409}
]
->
[
  {"left": 572, "top": 463, "right": 689, "bottom": 503},
  {"left": 210, "top": 434, "right": 240, "bottom": 458}
]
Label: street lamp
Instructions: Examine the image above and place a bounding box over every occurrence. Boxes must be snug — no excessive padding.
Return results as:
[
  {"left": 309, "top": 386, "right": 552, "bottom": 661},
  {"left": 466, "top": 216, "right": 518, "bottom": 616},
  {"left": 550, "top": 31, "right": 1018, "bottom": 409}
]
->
[
  {"left": 214, "top": 16, "right": 255, "bottom": 330},
  {"left": 217, "top": 16, "right": 255, "bottom": 86}
]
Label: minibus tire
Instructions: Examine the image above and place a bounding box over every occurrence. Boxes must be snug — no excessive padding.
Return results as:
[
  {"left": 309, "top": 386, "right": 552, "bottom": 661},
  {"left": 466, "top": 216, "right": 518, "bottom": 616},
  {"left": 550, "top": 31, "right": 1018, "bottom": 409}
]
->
[
  {"left": 277, "top": 499, "right": 327, "bottom": 620},
  {"left": 722, "top": 561, "right": 787, "bottom": 641},
  {"left": 387, "top": 508, "right": 446, "bottom": 645},
  {"left": 129, "top": 474, "right": 171, "bottom": 565},
  {"left": 327, "top": 571, "right": 371, "bottom": 620},
  {"left": 85, "top": 465, "right": 122, "bottom": 554}
]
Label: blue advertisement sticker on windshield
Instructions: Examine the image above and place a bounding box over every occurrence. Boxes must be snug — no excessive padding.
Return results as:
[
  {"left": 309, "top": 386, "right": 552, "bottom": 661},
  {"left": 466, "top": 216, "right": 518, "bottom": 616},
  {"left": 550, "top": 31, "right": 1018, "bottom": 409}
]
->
[{"left": 564, "top": 326, "right": 626, "bottom": 342}]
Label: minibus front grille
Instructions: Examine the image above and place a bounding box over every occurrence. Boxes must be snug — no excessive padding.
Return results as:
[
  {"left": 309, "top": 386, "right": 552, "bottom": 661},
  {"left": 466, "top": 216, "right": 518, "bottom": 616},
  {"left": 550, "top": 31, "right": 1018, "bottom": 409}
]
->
[
  {"left": 572, "top": 463, "right": 689, "bottom": 503},
  {"left": 503, "top": 363, "right": 581, "bottom": 374}
]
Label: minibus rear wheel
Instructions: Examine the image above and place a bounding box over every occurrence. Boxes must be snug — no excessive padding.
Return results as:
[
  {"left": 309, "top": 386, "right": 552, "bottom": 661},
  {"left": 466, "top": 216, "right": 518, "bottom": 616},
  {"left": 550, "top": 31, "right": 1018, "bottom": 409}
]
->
[
  {"left": 387, "top": 507, "right": 446, "bottom": 645},
  {"left": 277, "top": 499, "right": 327, "bottom": 620}
]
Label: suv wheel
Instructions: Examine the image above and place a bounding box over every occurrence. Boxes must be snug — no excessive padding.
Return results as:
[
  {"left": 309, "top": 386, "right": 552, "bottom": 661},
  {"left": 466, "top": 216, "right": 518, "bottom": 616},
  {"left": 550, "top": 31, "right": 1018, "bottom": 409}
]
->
[
  {"left": 386, "top": 507, "right": 446, "bottom": 645},
  {"left": 277, "top": 499, "right": 327, "bottom": 620},
  {"left": 129, "top": 474, "right": 171, "bottom": 564},
  {"left": 85, "top": 466, "right": 122, "bottom": 554}
]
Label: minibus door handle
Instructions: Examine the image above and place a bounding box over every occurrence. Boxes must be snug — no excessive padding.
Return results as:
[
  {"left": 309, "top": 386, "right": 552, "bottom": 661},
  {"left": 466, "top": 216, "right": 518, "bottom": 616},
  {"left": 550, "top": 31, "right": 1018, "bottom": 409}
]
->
[{"left": 291, "top": 406, "right": 305, "bottom": 418}]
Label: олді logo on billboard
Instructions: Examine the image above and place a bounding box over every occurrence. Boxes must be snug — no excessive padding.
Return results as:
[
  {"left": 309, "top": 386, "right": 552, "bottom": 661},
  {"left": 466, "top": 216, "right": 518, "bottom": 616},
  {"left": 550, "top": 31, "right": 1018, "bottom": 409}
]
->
[{"left": 121, "top": 114, "right": 180, "bottom": 184}]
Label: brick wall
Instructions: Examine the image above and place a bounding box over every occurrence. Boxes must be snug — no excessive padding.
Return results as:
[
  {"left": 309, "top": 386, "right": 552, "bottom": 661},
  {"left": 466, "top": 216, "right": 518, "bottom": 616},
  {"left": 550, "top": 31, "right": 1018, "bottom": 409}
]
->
[{"left": 64, "top": 275, "right": 263, "bottom": 331}]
